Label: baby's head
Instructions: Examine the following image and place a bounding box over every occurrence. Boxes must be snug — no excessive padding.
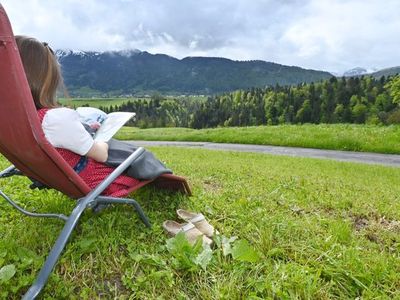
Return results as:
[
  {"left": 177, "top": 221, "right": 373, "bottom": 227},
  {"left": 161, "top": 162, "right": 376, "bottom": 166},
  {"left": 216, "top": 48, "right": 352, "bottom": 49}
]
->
[{"left": 15, "top": 35, "right": 62, "bottom": 108}]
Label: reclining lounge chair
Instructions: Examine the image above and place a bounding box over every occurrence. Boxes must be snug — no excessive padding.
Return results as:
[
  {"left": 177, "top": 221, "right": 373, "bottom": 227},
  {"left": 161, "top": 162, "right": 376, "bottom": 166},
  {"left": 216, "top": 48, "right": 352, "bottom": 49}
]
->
[{"left": 0, "top": 5, "right": 191, "bottom": 299}]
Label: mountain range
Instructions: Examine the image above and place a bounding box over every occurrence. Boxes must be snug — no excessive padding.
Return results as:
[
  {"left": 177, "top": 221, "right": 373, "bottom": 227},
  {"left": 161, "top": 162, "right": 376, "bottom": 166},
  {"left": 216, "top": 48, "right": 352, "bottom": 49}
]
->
[
  {"left": 342, "top": 66, "right": 400, "bottom": 77},
  {"left": 56, "top": 49, "right": 333, "bottom": 96},
  {"left": 56, "top": 49, "right": 399, "bottom": 96},
  {"left": 370, "top": 66, "right": 400, "bottom": 78}
]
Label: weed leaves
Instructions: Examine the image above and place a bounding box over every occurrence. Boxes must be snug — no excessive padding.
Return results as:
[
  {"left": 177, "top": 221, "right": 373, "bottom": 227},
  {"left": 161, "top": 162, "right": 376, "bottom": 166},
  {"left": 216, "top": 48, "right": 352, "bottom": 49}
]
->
[
  {"left": 166, "top": 232, "right": 212, "bottom": 271},
  {"left": 0, "top": 264, "right": 16, "bottom": 283},
  {"left": 231, "top": 240, "right": 260, "bottom": 263}
]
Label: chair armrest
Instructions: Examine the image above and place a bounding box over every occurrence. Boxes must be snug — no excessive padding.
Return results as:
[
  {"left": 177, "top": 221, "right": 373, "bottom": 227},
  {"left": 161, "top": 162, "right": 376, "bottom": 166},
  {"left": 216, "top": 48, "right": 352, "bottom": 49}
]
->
[{"left": 0, "top": 165, "right": 23, "bottom": 178}]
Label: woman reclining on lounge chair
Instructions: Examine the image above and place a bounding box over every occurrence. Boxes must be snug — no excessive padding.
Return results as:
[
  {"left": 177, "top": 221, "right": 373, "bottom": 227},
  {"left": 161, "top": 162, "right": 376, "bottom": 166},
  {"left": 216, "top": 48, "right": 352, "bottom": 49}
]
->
[{"left": 16, "top": 35, "right": 171, "bottom": 197}]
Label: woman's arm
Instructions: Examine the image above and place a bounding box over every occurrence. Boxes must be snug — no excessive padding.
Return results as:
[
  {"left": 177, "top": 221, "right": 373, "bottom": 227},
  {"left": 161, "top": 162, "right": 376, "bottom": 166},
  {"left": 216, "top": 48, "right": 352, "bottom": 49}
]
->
[
  {"left": 86, "top": 141, "right": 109, "bottom": 162},
  {"left": 42, "top": 108, "right": 110, "bottom": 162}
]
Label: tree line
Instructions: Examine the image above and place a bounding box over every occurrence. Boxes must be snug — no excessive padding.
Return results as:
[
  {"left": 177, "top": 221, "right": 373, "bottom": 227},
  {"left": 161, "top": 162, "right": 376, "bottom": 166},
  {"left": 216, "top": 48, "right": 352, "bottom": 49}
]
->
[{"left": 100, "top": 75, "right": 400, "bottom": 129}]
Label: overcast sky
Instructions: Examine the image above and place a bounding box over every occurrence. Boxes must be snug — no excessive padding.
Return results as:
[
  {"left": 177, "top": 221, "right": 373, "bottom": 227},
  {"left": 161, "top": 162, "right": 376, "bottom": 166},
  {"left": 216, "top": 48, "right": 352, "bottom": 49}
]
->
[{"left": 2, "top": 0, "right": 399, "bottom": 74}]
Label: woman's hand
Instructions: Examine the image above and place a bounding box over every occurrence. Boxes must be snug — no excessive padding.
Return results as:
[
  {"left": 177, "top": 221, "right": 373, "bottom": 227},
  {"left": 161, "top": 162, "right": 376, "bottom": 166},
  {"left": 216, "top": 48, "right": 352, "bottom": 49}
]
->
[
  {"left": 86, "top": 141, "right": 109, "bottom": 162},
  {"left": 89, "top": 121, "right": 101, "bottom": 130}
]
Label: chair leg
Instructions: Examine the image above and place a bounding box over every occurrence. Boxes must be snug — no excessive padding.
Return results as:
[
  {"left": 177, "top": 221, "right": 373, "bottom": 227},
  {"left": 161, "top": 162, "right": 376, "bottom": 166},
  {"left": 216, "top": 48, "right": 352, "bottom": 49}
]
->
[
  {"left": 0, "top": 190, "right": 68, "bottom": 221},
  {"left": 96, "top": 196, "right": 151, "bottom": 228},
  {"left": 22, "top": 198, "right": 89, "bottom": 300},
  {"left": 22, "top": 195, "right": 150, "bottom": 299}
]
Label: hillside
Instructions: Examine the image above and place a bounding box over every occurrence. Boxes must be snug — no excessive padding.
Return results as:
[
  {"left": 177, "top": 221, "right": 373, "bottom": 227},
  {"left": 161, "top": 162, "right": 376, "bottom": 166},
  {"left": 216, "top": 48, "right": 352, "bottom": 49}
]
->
[
  {"left": 340, "top": 66, "right": 400, "bottom": 78},
  {"left": 56, "top": 49, "right": 333, "bottom": 96},
  {"left": 371, "top": 66, "right": 400, "bottom": 78}
]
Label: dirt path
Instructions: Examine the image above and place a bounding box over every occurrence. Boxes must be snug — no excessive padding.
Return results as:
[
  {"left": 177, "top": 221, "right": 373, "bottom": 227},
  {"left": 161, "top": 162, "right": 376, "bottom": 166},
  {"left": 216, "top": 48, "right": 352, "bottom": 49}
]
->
[{"left": 130, "top": 140, "right": 400, "bottom": 168}]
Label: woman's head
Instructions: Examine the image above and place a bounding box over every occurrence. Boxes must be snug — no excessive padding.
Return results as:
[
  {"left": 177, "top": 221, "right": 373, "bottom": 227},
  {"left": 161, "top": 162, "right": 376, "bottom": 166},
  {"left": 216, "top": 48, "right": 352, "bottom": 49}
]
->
[{"left": 15, "top": 35, "right": 62, "bottom": 108}]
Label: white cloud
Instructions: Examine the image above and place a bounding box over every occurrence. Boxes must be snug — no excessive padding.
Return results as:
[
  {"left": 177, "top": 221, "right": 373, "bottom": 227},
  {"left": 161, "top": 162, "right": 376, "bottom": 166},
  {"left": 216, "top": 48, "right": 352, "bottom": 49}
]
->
[{"left": 1, "top": 0, "right": 399, "bottom": 73}]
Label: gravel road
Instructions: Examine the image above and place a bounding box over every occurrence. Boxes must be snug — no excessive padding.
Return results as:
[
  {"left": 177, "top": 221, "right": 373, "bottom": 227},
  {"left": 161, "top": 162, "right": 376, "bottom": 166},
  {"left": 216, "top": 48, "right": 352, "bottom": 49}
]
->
[{"left": 129, "top": 140, "right": 400, "bottom": 168}]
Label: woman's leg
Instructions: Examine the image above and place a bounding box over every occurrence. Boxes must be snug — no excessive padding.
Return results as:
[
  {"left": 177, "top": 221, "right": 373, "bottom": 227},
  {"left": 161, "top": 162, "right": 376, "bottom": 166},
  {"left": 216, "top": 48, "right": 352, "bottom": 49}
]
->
[{"left": 106, "top": 139, "right": 172, "bottom": 180}]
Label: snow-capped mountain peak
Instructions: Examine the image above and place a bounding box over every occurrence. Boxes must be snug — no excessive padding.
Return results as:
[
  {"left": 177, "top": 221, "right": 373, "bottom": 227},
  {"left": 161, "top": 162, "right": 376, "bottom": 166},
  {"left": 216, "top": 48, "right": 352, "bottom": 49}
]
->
[
  {"left": 55, "top": 49, "right": 141, "bottom": 59},
  {"left": 343, "top": 67, "right": 368, "bottom": 77},
  {"left": 342, "top": 67, "right": 379, "bottom": 77}
]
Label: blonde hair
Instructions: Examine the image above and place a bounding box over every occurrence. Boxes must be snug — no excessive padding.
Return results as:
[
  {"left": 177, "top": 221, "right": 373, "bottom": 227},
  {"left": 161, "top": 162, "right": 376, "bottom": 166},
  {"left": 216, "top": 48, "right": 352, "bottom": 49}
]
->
[{"left": 15, "top": 35, "right": 63, "bottom": 108}]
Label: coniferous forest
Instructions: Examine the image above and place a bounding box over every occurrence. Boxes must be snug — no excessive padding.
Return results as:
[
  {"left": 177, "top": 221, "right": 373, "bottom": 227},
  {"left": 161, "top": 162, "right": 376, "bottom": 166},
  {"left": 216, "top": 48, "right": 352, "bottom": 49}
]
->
[{"left": 100, "top": 75, "right": 400, "bottom": 129}]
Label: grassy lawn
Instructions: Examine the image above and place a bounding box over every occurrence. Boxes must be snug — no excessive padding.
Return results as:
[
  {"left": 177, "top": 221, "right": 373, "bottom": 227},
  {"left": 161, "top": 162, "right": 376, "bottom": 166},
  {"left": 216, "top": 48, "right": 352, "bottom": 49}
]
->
[
  {"left": 58, "top": 95, "right": 206, "bottom": 109},
  {"left": 116, "top": 124, "right": 400, "bottom": 154},
  {"left": 0, "top": 148, "right": 399, "bottom": 299},
  {"left": 59, "top": 98, "right": 136, "bottom": 108}
]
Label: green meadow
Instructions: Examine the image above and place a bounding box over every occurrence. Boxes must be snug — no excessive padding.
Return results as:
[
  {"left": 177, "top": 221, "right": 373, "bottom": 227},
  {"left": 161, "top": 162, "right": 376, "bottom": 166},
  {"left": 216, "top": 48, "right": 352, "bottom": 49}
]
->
[
  {"left": 0, "top": 148, "right": 399, "bottom": 299},
  {"left": 58, "top": 98, "right": 400, "bottom": 154},
  {"left": 59, "top": 97, "right": 136, "bottom": 108},
  {"left": 58, "top": 95, "right": 207, "bottom": 109},
  {"left": 116, "top": 124, "right": 400, "bottom": 154}
]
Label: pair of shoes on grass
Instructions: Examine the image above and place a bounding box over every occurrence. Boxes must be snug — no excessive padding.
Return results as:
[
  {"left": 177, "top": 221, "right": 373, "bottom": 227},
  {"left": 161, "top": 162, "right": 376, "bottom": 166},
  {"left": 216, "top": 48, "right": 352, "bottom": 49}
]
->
[{"left": 163, "top": 209, "right": 215, "bottom": 245}]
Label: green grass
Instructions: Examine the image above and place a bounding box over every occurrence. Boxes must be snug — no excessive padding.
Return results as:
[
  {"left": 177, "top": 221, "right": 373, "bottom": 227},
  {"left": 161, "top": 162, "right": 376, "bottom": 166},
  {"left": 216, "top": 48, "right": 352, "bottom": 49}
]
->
[
  {"left": 58, "top": 95, "right": 206, "bottom": 109},
  {"left": 0, "top": 148, "right": 399, "bottom": 299},
  {"left": 116, "top": 124, "right": 400, "bottom": 154},
  {"left": 58, "top": 98, "right": 400, "bottom": 154},
  {"left": 59, "top": 97, "right": 138, "bottom": 108}
]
